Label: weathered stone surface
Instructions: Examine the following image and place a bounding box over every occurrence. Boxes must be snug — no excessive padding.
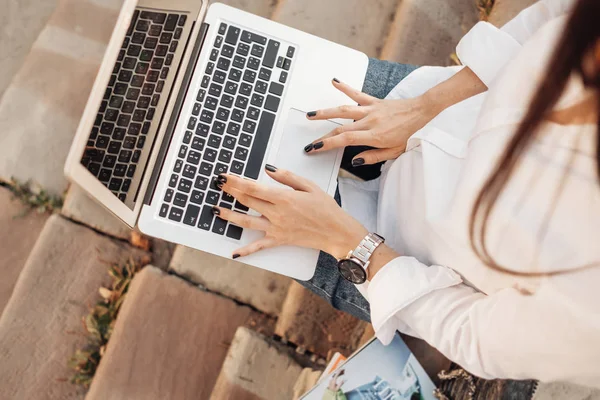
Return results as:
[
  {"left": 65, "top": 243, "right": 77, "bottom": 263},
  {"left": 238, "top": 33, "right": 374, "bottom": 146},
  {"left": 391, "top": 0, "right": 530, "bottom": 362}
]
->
[
  {"left": 0, "top": 186, "right": 50, "bottom": 315},
  {"left": 0, "top": 0, "right": 57, "bottom": 100},
  {"left": 0, "top": 214, "right": 148, "bottom": 400},
  {"left": 381, "top": 0, "right": 479, "bottom": 66},
  {"left": 210, "top": 327, "right": 303, "bottom": 400},
  {"left": 488, "top": 0, "right": 537, "bottom": 27},
  {"left": 209, "top": 0, "right": 275, "bottom": 18},
  {"left": 61, "top": 184, "right": 131, "bottom": 240},
  {"left": 0, "top": 0, "right": 122, "bottom": 194},
  {"left": 170, "top": 246, "right": 291, "bottom": 317},
  {"left": 86, "top": 266, "right": 263, "bottom": 400},
  {"left": 275, "top": 282, "right": 367, "bottom": 358},
  {"left": 272, "top": 0, "right": 399, "bottom": 57}
]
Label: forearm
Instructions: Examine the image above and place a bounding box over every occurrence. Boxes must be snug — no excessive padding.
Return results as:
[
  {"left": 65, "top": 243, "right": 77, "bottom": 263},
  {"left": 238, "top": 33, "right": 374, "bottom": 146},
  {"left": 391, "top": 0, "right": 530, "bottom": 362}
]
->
[{"left": 420, "top": 67, "right": 487, "bottom": 116}]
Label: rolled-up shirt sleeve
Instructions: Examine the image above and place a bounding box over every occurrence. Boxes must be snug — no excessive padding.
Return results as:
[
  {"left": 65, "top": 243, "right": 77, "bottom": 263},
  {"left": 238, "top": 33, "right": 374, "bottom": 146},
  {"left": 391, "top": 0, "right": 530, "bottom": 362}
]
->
[
  {"left": 456, "top": 0, "right": 575, "bottom": 87},
  {"left": 366, "top": 257, "right": 600, "bottom": 386}
]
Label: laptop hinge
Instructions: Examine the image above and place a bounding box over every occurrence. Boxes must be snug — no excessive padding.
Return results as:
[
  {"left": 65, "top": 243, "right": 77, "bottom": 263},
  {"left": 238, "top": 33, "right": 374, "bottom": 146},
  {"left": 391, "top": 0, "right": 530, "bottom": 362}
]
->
[{"left": 143, "top": 22, "right": 209, "bottom": 205}]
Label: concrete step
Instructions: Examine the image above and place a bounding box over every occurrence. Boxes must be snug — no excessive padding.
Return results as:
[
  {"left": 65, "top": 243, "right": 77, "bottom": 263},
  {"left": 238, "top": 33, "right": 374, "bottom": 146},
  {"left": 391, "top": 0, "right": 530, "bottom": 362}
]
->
[
  {"left": 381, "top": 0, "right": 479, "bottom": 66},
  {"left": 210, "top": 0, "right": 276, "bottom": 18},
  {"left": 0, "top": 214, "right": 149, "bottom": 400},
  {"left": 0, "top": 186, "right": 50, "bottom": 315},
  {"left": 86, "top": 266, "right": 272, "bottom": 400},
  {"left": 61, "top": 185, "right": 131, "bottom": 240},
  {"left": 271, "top": 0, "right": 400, "bottom": 57},
  {"left": 275, "top": 282, "right": 368, "bottom": 359},
  {"left": 169, "top": 245, "right": 291, "bottom": 317},
  {"left": 0, "top": 0, "right": 57, "bottom": 100},
  {"left": 210, "top": 327, "right": 303, "bottom": 400},
  {"left": 0, "top": 0, "right": 122, "bottom": 195}
]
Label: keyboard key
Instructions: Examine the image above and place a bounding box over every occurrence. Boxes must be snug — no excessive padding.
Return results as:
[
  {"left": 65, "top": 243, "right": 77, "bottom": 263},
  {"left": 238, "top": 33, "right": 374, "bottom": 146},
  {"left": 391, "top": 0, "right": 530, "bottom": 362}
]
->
[
  {"left": 279, "top": 71, "right": 288, "bottom": 83},
  {"left": 103, "top": 154, "right": 116, "bottom": 167},
  {"left": 190, "top": 190, "right": 204, "bottom": 205},
  {"left": 225, "top": 26, "right": 240, "bottom": 45},
  {"left": 188, "top": 116, "right": 197, "bottom": 130},
  {"left": 204, "top": 148, "right": 217, "bottom": 162},
  {"left": 228, "top": 68, "right": 242, "bottom": 82},
  {"left": 160, "top": 32, "right": 173, "bottom": 44},
  {"left": 226, "top": 122, "right": 240, "bottom": 136},
  {"left": 213, "top": 70, "right": 226, "bottom": 84},
  {"left": 250, "top": 44, "right": 264, "bottom": 58},
  {"left": 233, "top": 55, "right": 246, "bottom": 69},
  {"left": 192, "top": 103, "right": 201, "bottom": 116},
  {"left": 196, "top": 123, "right": 210, "bottom": 137},
  {"left": 178, "top": 15, "right": 187, "bottom": 26},
  {"left": 197, "top": 89, "right": 206, "bottom": 102},
  {"left": 132, "top": 150, "right": 141, "bottom": 163},
  {"left": 258, "top": 68, "right": 271, "bottom": 81},
  {"left": 218, "top": 23, "right": 227, "bottom": 35},
  {"left": 97, "top": 135, "right": 110, "bottom": 149},
  {"left": 223, "top": 135, "right": 237, "bottom": 150},
  {"left": 183, "top": 164, "right": 197, "bottom": 179},
  {"left": 283, "top": 58, "right": 292, "bottom": 70},
  {"left": 212, "top": 121, "right": 226, "bottom": 134},
  {"left": 113, "top": 128, "right": 126, "bottom": 140},
  {"left": 264, "top": 95, "right": 280, "bottom": 112},
  {"left": 217, "top": 57, "right": 230, "bottom": 71},
  {"left": 235, "top": 96, "right": 249, "bottom": 109},
  {"left": 195, "top": 175, "right": 209, "bottom": 190},
  {"left": 206, "top": 191, "right": 220, "bottom": 205},
  {"left": 122, "top": 179, "right": 131, "bottom": 192},
  {"left": 198, "top": 205, "right": 214, "bottom": 230},
  {"left": 108, "top": 140, "right": 120, "bottom": 154},
  {"left": 221, "top": 94, "right": 234, "bottom": 108},
  {"left": 140, "top": 49, "right": 153, "bottom": 61},
  {"left": 183, "top": 204, "right": 200, "bottom": 226},
  {"left": 199, "top": 162, "right": 213, "bottom": 176},
  {"left": 240, "top": 82, "right": 252, "bottom": 96},
  {"left": 187, "top": 150, "right": 201, "bottom": 165},
  {"left": 216, "top": 107, "right": 230, "bottom": 121},
  {"left": 255, "top": 81, "right": 268, "bottom": 94},
  {"left": 212, "top": 216, "right": 227, "bottom": 235},
  {"left": 218, "top": 149, "right": 232, "bottom": 163},
  {"left": 222, "top": 81, "right": 238, "bottom": 96},
  {"left": 244, "top": 111, "right": 275, "bottom": 179},
  {"left": 210, "top": 48, "right": 219, "bottom": 61},
  {"left": 230, "top": 160, "right": 244, "bottom": 175},
  {"left": 200, "top": 110, "right": 214, "bottom": 123},
  {"left": 243, "top": 70, "right": 256, "bottom": 83},
  {"left": 235, "top": 201, "right": 249, "bottom": 212},
  {"left": 226, "top": 224, "right": 243, "bottom": 240},
  {"left": 215, "top": 163, "right": 228, "bottom": 175},
  {"left": 149, "top": 24, "right": 162, "bottom": 37},
  {"left": 208, "top": 134, "right": 222, "bottom": 148},
  {"left": 243, "top": 120, "right": 257, "bottom": 134},
  {"left": 269, "top": 82, "right": 284, "bottom": 96},
  {"left": 201, "top": 75, "right": 210, "bottom": 88},
  {"left": 286, "top": 46, "right": 295, "bottom": 58},
  {"left": 222, "top": 191, "right": 235, "bottom": 203},
  {"left": 165, "top": 14, "right": 178, "bottom": 31},
  {"left": 164, "top": 188, "right": 174, "bottom": 203},
  {"left": 205, "top": 96, "right": 218, "bottom": 110},
  {"left": 174, "top": 159, "right": 183, "bottom": 173},
  {"left": 277, "top": 56, "right": 284, "bottom": 68},
  {"left": 174, "top": 192, "right": 187, "bottom": 207},
  {"left": 247, "top": 107, "right": 260, "bottom": 120},
  {"left": 236, "top": 43, "right": 249, "bottom": 56},
  {"left": 99, "top": 168, "right": 111, "bottom": 182},
  {"left": 127, "top": 45, "right": 141, "bottom": 57},
  {"left": 222, "top": 44, "right": 234, "bottom": 58},
  {"left": 159, "top": 203, "right": 169, "bottom": 217},
  {"left": 169, "top": 207, "right": 184, "bottom": 222},
  {"left": 232, "top": 108, "right": 244, "bottom": 122},
  {"left": 169, "top": 41, "right": 178, "bottom": 53},
  {"left": 127, "top": 164, "right": 136, "bottom": 178},
  {"left": 250, "top": 93, "right": 264, "bottom": 107},
  {"left": 178, "top": 144, "right": 188, "bottom": 158},
  {"left": 119, "top": 149, "right": 132, "bottom": 162},
  {"left": 178, "top": 178, "right": 192, "bottom": 193},
  {"left": 114, "top": 163, "right": 127, "bottom": 177},
  {"left": 108, "top": 177, "right": 122, "bottom": 191},
  {"left": 214, "top": 35, "right": 223, "bottom": 48},
  {"left": 263, "top": 39, "right": 280, "bottom": 68},
  {"left": 235, "top": 147, "right": 248, "bottom": 161},
  {"left": 88, "top": 162, "right": 101, "bottom": 176},
  {"left": 191, "top": 136, "right": 205, "bottom": 151},
  {"left": 247, "top": 57, "right": 260, "bottom": 70},
  {"left": 239, "top": 133, "right": 252, "bottom": 147}
]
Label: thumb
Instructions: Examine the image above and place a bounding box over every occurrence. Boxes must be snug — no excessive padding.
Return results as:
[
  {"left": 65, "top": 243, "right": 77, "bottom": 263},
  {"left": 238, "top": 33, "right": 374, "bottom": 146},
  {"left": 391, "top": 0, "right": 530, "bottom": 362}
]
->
[{"left": 351, "top": 147, "right": 404, "bottom": 166}]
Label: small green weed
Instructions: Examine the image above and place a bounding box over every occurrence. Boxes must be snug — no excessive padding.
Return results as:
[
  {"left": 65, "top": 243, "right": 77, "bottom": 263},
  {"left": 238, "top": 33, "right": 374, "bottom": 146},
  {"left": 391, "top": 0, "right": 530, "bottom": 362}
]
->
[{"left": 7, "top": 178, "right": 63, "bottom": 215}]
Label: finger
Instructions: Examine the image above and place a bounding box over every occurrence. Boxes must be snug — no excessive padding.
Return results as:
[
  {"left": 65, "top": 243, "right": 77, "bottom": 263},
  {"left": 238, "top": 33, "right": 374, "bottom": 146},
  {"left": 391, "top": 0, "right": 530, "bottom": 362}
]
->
[
  {"left": 264, "top": 164, "right": 318, "bottom": 192},
  {"left": 304, "top": 120, "right": 370, "bottom": 153},
  {"left": 351, "top": 146, "right": 404, "bottom": 166},
  {"left": 332, "top": 78, "right": 376, "bottom": 105},
  {"left": 307, "top": 104, "right": 368, "bottom": 121},
  {"left": 213, "top": 206, "right": 270, "bottom": 231},
  {"left": 232, "top": 236, "right": 277, "bottom": 258},
  {"left": 220, "top": 173, "right": 284, "bottom": 203},
  {"left": 308, "top": 130, "right": 374, "bottom": 153},
  {"left": 222, "top": 185, "right": 272, "bottom": 214}
]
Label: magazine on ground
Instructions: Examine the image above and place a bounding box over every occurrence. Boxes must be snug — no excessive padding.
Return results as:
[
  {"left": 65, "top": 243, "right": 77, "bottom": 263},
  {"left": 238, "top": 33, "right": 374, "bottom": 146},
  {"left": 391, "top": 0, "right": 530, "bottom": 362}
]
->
[{"left": 300, "top": 333, "right": 437, "bottom": 400}]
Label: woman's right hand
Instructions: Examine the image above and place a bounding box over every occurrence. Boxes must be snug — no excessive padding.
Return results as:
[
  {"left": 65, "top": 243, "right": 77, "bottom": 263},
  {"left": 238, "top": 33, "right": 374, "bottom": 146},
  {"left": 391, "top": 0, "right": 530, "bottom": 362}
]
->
[{"left": 304, "top": 78, "right": 441, "bottom": 166}]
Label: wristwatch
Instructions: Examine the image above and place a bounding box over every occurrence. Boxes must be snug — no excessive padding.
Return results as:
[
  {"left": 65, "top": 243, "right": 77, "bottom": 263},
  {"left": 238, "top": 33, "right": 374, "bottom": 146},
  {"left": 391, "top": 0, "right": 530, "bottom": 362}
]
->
[{"left": 337, "top": 233, "right": 385, "bottom": 284}]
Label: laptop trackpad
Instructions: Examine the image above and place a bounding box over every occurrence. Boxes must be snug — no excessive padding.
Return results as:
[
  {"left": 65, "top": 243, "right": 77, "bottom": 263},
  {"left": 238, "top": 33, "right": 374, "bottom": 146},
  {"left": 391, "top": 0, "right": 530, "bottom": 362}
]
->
[{"left": 274, "top": 108, "right": 341, "bottom": 192}]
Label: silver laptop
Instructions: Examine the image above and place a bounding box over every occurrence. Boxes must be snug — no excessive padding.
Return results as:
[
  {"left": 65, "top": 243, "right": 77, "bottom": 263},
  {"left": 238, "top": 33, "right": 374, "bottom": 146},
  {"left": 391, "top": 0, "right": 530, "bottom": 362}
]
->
[{"left": 64, "top": 0, "right": 368, "bottom": 280}]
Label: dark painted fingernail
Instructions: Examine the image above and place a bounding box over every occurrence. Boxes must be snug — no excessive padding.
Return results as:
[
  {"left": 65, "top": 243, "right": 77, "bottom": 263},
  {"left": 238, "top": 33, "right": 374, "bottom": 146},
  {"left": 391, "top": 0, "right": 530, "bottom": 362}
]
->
[
  {"left": 333, "top": 77, "right": 340, "bottom": 83},
  {"left": 216, "top": 174, "right": 227, "bottom": 184},
  {"left": 212, "top": 207, "right": 220, "bottom": 215},
  {"left": 313, "top": 141, "right": 324, "bottom": 150},
  {"left": 306, "top": 111, "right": 317, "bottom": 117},
  {"left": 265, "top": 164, "right": 277, "bottom": 172},
  {"left": 352, "top": 158, "right": 365, "bottom": 167},
  {"left": 232, "top": 254, "right": 240, "bottom": 259},
  {"left": 304, "top": 143, "right": 314, "bottom": 153}
]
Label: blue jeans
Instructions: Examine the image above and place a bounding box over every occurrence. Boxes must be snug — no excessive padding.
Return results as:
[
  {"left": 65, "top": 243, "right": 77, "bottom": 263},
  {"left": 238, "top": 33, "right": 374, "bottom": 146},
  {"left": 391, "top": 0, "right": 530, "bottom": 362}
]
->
[{"left": 297, "top": 59, "right": 418, "bottom": 323}]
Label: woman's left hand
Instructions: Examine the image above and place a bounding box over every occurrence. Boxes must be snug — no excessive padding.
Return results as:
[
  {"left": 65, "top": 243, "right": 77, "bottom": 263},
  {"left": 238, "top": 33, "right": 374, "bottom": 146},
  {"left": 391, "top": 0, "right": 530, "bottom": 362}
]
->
[{"left": 215, "top": 165, "right": 368, "bottom": 259}]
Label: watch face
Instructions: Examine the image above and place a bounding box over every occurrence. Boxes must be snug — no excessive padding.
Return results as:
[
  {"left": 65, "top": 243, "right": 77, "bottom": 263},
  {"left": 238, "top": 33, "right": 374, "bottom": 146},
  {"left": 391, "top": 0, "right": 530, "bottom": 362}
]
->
[{"left": 338, "top": 259, "right": 367, "bottom": 284}]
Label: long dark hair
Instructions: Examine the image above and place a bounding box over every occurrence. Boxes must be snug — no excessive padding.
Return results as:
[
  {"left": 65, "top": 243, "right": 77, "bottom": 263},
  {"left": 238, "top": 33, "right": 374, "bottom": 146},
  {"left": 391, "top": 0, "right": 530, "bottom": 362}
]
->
[{"left": 470, "top": 0, "right": 600, "bottom": 276}]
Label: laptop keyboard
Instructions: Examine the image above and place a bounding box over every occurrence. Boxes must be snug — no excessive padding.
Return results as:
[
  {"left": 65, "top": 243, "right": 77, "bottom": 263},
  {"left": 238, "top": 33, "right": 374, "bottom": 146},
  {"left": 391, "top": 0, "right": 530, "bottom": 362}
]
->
[
  {"left": 80, "top": 9, "right": 187, "bottom": 203},
  {"left": 158, "top": 22, "right": 295, "bottom": 240}
]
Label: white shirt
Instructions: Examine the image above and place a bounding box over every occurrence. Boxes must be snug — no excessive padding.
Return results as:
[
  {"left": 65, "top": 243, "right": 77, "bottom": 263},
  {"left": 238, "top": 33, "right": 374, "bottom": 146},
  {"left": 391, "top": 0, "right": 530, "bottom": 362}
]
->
[{"left": 338, "top": 0, "right": 600, "bottom": 387}]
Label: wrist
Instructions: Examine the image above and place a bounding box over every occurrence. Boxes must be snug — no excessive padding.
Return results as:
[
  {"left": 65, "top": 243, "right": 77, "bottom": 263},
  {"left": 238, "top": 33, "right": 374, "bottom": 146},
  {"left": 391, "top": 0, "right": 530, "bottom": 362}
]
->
[
  {"left": 419, "top": 90, "right": 446, "bottom": 118},
  {"left": 327, "top": 223, "right": 369, "bottom": 260}
]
